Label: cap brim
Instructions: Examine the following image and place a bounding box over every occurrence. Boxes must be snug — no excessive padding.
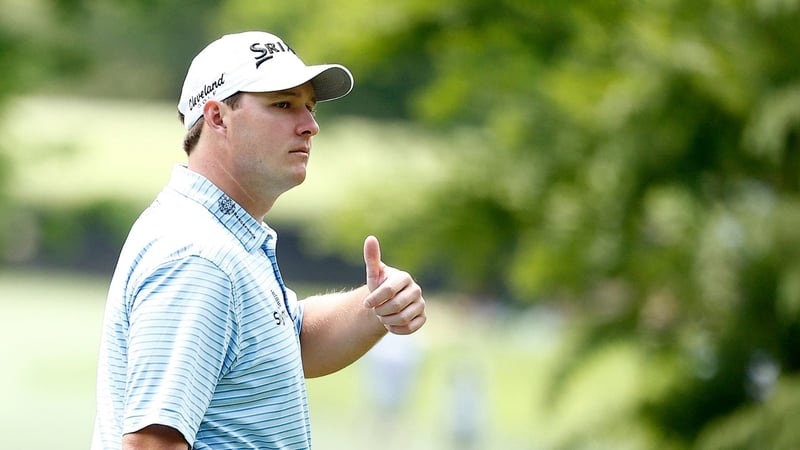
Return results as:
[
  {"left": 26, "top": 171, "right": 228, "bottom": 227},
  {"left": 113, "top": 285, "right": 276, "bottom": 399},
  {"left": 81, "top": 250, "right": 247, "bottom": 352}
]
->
[
  {"left": 309, "top": 64, "right": 354, "bottom": 102},
  {"left": 240, "top": 64, "right": 353, "bottom": 102}
]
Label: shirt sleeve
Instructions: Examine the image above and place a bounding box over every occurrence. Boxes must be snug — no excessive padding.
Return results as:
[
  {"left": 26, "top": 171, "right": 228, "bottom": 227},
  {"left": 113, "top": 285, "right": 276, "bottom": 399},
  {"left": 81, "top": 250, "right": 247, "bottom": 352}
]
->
[
  {"left": 123, "top": 255, "right": 238, "bottom": 445},
  {"left": 283, "top": 286, "right": 304, "bottom": 336}
]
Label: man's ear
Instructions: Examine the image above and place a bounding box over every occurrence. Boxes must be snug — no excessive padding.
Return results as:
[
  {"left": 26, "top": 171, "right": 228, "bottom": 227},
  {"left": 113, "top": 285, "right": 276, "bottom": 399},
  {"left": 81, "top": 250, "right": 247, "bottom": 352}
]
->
[{"left": 202, "top": 100, "right": 227, "bottom": 134}]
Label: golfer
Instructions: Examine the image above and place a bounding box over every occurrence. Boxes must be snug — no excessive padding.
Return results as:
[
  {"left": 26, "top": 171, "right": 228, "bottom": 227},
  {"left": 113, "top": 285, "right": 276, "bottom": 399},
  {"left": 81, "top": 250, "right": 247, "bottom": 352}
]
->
[{"left": 92, "top": 30, "right": 427, "bottom": 450}]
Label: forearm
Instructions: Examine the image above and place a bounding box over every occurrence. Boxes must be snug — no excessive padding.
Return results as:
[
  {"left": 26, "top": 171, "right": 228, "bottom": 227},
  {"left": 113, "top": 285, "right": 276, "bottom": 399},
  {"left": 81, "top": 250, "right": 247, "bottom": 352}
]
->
[{"left": 300, "top": 285, "right": 387, "bottom": 378}]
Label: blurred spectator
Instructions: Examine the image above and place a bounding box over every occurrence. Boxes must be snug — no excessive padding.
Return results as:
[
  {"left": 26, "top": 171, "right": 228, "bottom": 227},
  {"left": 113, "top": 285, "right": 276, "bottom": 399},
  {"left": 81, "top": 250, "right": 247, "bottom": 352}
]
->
[{"left": 363, "top": 332, "right": 424, "bottom": 447}]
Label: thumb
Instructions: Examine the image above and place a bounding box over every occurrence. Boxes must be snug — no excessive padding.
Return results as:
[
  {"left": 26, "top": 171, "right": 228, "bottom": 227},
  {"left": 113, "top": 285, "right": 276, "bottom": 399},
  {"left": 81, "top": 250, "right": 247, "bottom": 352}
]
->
[{"left": 364, "top": 235, "right": 383, "bottom": 292}]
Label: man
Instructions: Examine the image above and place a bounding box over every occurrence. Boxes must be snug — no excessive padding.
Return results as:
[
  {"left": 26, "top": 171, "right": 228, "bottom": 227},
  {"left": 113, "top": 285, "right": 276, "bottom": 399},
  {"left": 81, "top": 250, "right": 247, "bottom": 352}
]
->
[{"left": 92, "top": 31, "right": 427, "bottom": 450}]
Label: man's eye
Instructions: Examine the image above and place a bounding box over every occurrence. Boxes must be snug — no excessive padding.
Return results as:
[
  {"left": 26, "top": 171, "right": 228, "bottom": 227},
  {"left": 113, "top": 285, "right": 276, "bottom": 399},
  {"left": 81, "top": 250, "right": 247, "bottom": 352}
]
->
[{"left": 275, "top": 102, "right": 290, "bottom": 109}]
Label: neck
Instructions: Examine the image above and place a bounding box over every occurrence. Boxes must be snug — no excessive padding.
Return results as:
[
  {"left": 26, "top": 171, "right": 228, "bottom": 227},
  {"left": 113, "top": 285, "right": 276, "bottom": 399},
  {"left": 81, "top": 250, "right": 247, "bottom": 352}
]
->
[{"left": 188, "top": 153, "right": 278, "bottom": 222}]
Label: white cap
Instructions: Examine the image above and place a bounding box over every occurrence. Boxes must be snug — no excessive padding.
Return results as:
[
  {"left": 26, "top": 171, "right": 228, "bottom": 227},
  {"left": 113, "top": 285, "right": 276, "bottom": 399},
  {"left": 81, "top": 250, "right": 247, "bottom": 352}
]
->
[{"left": 178, "top": 31, "right": 354, "bottom": 129}]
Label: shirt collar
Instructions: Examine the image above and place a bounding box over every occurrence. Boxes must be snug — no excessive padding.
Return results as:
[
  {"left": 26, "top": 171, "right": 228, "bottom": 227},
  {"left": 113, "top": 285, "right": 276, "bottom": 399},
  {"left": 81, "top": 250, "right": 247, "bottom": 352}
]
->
[{"left": 166, "top": 164, "right": 275, "bottom": 253}]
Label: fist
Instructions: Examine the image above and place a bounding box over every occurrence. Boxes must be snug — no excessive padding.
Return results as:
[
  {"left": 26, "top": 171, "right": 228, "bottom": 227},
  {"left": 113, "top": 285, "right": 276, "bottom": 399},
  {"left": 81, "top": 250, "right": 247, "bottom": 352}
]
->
[{"left": 363, "top": 236, "right": 427, "bottom": 335}]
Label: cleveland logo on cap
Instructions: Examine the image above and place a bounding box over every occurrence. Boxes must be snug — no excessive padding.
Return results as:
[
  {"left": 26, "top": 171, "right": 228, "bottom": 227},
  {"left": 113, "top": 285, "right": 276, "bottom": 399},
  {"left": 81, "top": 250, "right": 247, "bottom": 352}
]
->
[
  {"left": 250, "top": 41, "right": 296, "bottom": 68},
  {"left": 188, "top": 73, "right": 226, "bottom": 111}
]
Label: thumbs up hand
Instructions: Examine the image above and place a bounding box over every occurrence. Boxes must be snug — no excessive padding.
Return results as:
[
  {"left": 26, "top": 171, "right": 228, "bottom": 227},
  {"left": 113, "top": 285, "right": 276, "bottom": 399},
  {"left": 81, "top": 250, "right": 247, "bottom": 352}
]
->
[{"left": 363, "top": 236, "right": 427, "bottom": 335}]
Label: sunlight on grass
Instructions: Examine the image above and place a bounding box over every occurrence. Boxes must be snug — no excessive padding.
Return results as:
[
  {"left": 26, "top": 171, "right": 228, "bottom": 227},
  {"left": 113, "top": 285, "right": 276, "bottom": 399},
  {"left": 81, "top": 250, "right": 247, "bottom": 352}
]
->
[
  {"left": 1, "top": 96, "right": 448, "bottom": 225},
  {"left": 2, "top": 96, "right": 183, "bottom": 209}
]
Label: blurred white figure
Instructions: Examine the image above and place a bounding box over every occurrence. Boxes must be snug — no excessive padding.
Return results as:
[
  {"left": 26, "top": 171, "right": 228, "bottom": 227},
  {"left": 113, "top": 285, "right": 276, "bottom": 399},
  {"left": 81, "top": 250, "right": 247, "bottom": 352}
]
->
[
  {"left": 364, "top": 332, "right": 424, "bottom": 447},
  {"left": 446, "top": 360, "right": 486, "bottom": 450}
]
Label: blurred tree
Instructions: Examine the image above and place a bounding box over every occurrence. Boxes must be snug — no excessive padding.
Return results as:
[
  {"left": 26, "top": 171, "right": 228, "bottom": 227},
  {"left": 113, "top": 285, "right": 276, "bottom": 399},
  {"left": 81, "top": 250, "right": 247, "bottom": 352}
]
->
[
  {"left": 0, "top": 0, "right": 223, "bottom": 266},
  {"left": 2, "top": 0, "right": 799, "bottom": 446},
  {"left": 37, "top": 0, "right": 222, "bottom": 99},
  {"left": 220, "top": 0, "right": 800, "bottom": 447},
  {"left": 694, "top": 376, "right": 800, "bottom": 450},
  {"left": 0, "top": 0, "right": 92, "bottom": 255}
]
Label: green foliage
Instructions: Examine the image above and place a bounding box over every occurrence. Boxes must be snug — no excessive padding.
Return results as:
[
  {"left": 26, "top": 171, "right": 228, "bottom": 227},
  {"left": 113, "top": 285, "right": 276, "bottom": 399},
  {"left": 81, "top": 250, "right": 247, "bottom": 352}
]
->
[
  {"left": 43, "top": 0, "right": 222, "bottom": 99},
  {"left": 0, "top": 0, "right": 92, "bottom": 224},
  {"left": 0, "top": 199, "right": 139, "bottom": 271},
  {"left": 694, "top": 377, "right": 800, "bottom": 450},
  {"left": 230, "top": 0, "right": 800, "bottom": 446},
  {"left": 2, "top": 0, "right": 799, "bottom": 447}
]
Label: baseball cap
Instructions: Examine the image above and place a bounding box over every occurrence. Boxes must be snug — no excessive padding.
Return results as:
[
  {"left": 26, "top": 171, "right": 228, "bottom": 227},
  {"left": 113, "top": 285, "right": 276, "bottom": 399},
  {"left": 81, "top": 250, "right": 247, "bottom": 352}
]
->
[{"left": 178, "top": 31, "right": 354, "bottom": 129}]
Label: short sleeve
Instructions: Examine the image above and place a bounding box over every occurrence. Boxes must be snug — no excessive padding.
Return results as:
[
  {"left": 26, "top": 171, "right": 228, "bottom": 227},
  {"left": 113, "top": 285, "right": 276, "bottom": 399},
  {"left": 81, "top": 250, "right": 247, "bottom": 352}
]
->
[
  {"left": 283, "top": 286, "right": 304, "bottom": 335},
  {"left": 123, "top": 255, "right": 238, "bottom": 444}
]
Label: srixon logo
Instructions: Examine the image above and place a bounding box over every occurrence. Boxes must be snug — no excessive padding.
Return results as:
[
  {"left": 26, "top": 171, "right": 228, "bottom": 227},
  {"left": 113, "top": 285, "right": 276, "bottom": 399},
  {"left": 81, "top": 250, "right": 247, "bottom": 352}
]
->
[{"left": 250, "top": 41, "right": 296, "bottom": 68}]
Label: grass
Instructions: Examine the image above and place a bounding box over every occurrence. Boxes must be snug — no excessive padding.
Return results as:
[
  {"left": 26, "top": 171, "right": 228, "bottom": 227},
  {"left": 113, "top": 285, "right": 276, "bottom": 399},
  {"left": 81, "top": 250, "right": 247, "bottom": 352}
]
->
[
  {"left": 1, "top": 267, "right": 652, "bottom": 450},
  {"left": 0, "top": 270, "right": 106, "bottom": 449},
  {"left": 0, "top": 269, "right": 551, "bottom": 450}
]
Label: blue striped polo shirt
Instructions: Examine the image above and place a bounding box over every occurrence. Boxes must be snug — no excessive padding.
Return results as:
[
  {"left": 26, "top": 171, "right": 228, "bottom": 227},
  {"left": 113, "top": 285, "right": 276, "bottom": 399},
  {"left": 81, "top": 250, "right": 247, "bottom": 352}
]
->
[{"left": 92, "top": 164, "right": 310, "bottom": 449}]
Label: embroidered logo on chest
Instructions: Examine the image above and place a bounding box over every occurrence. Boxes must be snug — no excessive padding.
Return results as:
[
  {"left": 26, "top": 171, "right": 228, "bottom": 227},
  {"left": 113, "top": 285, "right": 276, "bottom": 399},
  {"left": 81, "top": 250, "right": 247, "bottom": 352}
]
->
[{"left": 270, "top": 290, "right": 290, "bottom": 327}]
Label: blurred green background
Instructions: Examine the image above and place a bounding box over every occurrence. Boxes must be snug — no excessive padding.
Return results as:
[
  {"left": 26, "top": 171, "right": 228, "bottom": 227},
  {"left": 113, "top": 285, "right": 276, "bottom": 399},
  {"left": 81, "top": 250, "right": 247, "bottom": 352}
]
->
[{"left": 2, "top": 0, "right": 800, "bottom": 449}]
